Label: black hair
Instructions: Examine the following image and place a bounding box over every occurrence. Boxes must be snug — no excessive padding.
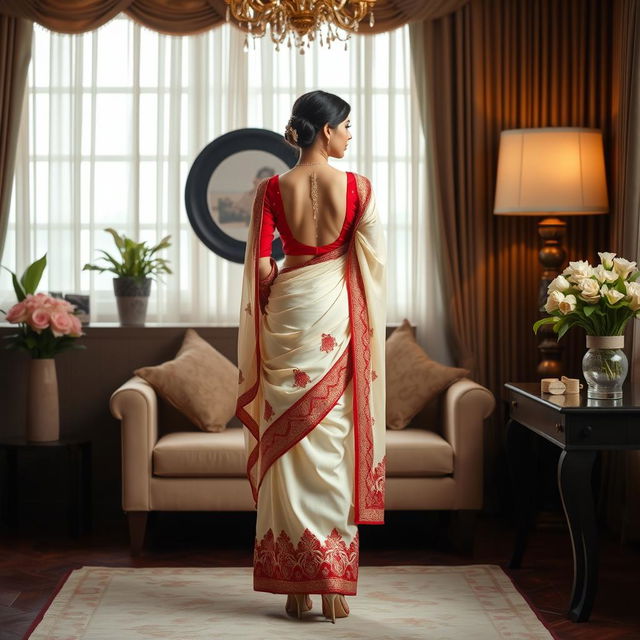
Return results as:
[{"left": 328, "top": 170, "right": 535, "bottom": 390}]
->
[{"left": 284, "top": 90, "right": 351, "bottom": 149}]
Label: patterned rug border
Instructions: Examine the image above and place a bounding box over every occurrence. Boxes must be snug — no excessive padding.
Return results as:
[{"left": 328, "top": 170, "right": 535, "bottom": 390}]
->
[
  {"left": 24, "top": 566, "right": 76, "bottom": 640},
  {"left": 24, "top": 563, "right": 557, "bottom": 640},
  {"left": 501, "top": 567, "right": 562, "bottom": 640}
]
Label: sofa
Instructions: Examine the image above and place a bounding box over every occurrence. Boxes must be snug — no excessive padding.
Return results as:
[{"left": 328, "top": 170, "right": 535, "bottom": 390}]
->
[{"left": 110, "top": 335, "right": 495, "bottom": 555}]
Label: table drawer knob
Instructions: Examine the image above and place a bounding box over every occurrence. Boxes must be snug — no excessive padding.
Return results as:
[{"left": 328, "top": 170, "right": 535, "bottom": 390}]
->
[
  {"left": 511, "top": 400, "right": 518, "bottom": 409},
  {"left": 555, "top": 423, "right": 564, "bottom": 433},
  {"left": 580, "top": 426, "right": 592, "bottom": 439}
]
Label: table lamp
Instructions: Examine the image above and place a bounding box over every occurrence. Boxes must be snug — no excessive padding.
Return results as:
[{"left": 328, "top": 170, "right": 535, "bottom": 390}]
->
[{"left": 493, "top": 127, "right": 609, "bottom": 376}]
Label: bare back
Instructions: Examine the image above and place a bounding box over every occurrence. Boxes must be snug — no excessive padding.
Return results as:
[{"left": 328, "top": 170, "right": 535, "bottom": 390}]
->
[{"left": 278, "top": 165, "right": 349, "bottom": 268}]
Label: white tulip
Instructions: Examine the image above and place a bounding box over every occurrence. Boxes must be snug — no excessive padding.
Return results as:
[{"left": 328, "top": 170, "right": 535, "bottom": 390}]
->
[
  {"left": 592, "top": 264, "right": 619, "bottom": 285},
  {"left": 547, "top": 275, "right": 571, "bottom": 293},
  {"left": 626, "top": 281, "right": 640, "bottom": 311},
  {"left": 544, "top": 290, "right": 564, "bottom": 313},
  {"left": 562, "top": 260, "right": 593, "bottom": 284},
  {"left": 601, "top": 284, "right": 625, "bottom": 305},
  {"left": 558, "top": 294, "right": 577, "bottom": 315},
  {"left": 578, "top": 278, "right": 601, "bottom": 304},
  {"left": 613, "top": 257, "right": 638, "bottom": 280},
  {"left": 597, "top": 252, "right": 616, "bottom": 270}
]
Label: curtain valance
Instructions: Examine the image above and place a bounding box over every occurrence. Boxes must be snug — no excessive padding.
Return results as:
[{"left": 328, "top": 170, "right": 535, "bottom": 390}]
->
[{"left": 0, "top": 0, "right": 469, "bottom": 35}]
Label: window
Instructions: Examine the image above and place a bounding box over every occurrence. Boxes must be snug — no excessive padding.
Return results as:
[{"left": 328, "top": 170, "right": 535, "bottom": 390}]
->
[{"left": 2, "top": 17, "right": 429, "bottom": 326}]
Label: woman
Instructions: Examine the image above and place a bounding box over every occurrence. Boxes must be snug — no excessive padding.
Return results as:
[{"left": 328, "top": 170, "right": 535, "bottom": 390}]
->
[{"left": 236, "top": 90, "right": 386, "bottom": 623}]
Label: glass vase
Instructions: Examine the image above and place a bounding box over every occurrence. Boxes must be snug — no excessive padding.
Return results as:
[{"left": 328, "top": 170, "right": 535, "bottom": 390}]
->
[{"left": 581, "top": 335, "right": 628, "bottom": 400}]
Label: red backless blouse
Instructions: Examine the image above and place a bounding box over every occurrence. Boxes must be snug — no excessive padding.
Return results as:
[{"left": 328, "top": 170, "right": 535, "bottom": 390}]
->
[{"left": 259, "top": 171, "right": 358, "bottom": 257}]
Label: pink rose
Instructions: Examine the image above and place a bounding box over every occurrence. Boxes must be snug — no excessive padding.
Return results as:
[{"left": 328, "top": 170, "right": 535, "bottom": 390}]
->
[
  {"left": 28, "top": 308, "right": 50, "bottom": 333},
  {"left": 50, "top": 311, "right": 73, "bottom": 337},
  {"left": 23, "top": 294, "right": 41, "bottom": 312},
  {"left": 54, "top": 298, "right": 75, "bottom": 312},
  {"left": 68, "top": 314, "right": 83, "bottom": 337},
  {"left": 5, "top": 300, "right": 29, "bottom": 323}
]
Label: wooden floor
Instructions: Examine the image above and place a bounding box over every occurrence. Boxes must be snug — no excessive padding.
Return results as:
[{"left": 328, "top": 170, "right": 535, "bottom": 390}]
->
[{"left": 1, "top": 510, "right": 640, "bottom": 639}]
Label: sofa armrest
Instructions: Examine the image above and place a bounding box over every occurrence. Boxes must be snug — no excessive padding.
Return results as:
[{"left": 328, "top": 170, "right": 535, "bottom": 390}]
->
[
  {"left": 109, "top": 376, "right": 159, "bottom": 511},
  {"left": 441, "top": 378, "right": 496, "bottom": 509}
]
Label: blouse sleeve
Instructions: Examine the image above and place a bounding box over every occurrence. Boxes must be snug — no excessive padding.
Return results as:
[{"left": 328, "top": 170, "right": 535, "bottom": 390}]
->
[{"left": 259, "top": 182, "right": 276, "bottom": 258}]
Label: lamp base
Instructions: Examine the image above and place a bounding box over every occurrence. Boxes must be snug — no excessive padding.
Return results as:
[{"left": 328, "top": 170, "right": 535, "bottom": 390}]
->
[{"left": 536, "top": 217, "right": 566, "bottom": 376}]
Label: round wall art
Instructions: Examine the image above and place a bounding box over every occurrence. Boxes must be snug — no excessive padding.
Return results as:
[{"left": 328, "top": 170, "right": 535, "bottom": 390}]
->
[{"left": 185, "top": 128, "right": 299, "bottom": 263}]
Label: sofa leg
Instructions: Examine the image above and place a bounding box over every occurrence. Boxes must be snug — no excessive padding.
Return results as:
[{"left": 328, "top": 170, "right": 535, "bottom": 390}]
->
[
  {"left": 448, "top": 510, "right": 478, "bottom": 556},
  {"left": 127, "top": 511, "right": 148, "bottom": 556}
]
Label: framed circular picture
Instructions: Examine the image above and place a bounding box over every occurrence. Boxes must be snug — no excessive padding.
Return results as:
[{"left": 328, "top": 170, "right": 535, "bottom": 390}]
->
[{"left": 185, "top": 128, "right": 299, "bottom": 263}]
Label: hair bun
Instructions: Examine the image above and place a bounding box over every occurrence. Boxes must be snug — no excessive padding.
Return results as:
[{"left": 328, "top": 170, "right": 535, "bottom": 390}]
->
[{"left": 285, "top": 115, "right": 316, "bottom": 149}]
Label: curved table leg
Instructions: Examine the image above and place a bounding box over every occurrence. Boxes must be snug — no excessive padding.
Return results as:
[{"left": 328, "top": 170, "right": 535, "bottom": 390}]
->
[
  {"left": 505, "top": 419, "right": 537, "bottom": 569},
  {"left": 557, "top": 449, "right": 598, "bottom": 622}
]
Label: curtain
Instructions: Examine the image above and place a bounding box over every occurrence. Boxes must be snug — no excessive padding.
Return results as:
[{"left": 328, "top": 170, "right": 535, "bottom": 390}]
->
[
  {"left": 1, "top": 17, "right": 454, "bottom": 367},
  {"left": 410, "top": 0, "right": 614, "bottom": 512},
  {"left": 1, "top": 1, "right": 469, "bottom": 35},
  {"left": 0, "top": 16, "right": 32, "bottom": 270},
  {"left": 604, "top": 0, "right": 640, "bottom": 542}
]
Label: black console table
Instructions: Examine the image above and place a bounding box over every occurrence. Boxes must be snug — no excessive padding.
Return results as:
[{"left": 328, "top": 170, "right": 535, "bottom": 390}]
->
[
  {"left": 504, "top": 381, "right": 640, "bottom": 623},
  {"left": 0, "top": 437, "right": 92, "bottom": 537}
]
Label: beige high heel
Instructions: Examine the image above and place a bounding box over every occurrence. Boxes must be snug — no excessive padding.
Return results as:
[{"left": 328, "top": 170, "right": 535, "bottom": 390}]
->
[
  {"left": 321, "top": 593, "right": 349, "bottom": 623},
  {"left": 285, "top": 593, "right": 312, "bottom": 618}
]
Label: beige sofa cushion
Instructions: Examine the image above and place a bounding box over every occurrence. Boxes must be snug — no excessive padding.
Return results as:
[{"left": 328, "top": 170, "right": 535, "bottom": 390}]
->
[
  {"left": 385, "top": 428, "right": 453, "bottom": 477},
  {"left": 152, "top": 427, "right": 452, "bottom": 479},
  {"left": 153, "top": 429, "right": 246, "bottom": 477},
  {"left": 386, "top": 319, "right": 470, "bottom": 430},
  {"left": 135, "top": 328, "right": 237, "bottom": 433}
]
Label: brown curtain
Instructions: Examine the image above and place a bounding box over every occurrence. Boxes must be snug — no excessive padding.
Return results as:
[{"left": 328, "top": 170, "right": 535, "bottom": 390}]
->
[
  {"left": 410, "top": 0, "right": 614, "bottom": 512},
  {"left": 603, "top": 0, "right": 640, "bottom": 541},
  {"left": 0, "top": 16, "right": 32, "bottom": 262},
  {"left": 0, "top": 0, "right": 468, "bottom": 35}
]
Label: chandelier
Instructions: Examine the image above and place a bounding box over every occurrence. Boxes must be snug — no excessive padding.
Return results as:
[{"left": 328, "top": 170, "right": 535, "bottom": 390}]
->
[{"left": 224, "top": 1, "right": 378, "bottom": 54}]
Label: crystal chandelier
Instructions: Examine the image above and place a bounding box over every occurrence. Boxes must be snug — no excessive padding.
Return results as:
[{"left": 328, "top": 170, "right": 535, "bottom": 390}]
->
[{"left": 224, "top": 1, "right": 378, "bottom": 54}]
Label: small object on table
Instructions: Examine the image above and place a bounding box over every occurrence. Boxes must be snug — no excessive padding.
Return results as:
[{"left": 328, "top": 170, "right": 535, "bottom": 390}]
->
[
  {"left": 561, "top": 376, "right": 583, "bottom": 394},
  {"left": 540, "top": 377, "right": 560, "bottom": 393},
  {"left": 547, "top": 380, "right": 566, "bottom": 395}
]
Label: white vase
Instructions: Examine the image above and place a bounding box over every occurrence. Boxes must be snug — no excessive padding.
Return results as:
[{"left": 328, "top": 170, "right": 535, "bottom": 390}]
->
[{"left": 26, "top": 358, "right": 60, "bottom": 442}]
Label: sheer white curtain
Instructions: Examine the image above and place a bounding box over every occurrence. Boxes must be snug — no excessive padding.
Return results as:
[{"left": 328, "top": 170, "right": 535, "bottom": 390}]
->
[{"left": 2, "top": 16, "right": 453, "bottom": 364}]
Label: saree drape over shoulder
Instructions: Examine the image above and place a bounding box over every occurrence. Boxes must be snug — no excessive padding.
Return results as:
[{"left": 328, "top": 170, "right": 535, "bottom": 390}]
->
[{"left": 236, "top": 172, "right": 386, "bottom": 595}]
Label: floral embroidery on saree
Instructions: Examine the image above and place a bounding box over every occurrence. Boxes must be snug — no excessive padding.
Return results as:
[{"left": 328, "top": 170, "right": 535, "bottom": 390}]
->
[
  {"left": 292, "top": 368, "right": 311, "bottom": 388},
  {"left": 320, "top": 333, "right": 337, "bottom": 353},
  {"left": 253, "top": 527, "right": 359, "bottom": 594}
]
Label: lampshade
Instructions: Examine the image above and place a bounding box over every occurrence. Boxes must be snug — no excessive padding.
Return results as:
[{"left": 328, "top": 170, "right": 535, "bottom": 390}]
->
[{"left": 493, "top": 127, "right": 609, "bottom": 216}]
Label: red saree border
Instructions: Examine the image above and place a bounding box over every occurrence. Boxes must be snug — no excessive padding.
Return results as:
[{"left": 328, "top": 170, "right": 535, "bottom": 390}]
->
[
  {"left": 236, "top": 177, "right": 270, "bottom": 504},
  {"left": 257, "top": 344, "right": 352, "bottom": 489},
  {"left": 347, "top": 174, "right": 385, "bottom": 524},
  {"left": 254, "top": 576, "right": 357, "bottom": 595}
]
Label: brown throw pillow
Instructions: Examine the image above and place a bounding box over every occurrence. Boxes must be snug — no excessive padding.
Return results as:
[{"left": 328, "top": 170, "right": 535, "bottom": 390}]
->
[
  {"left": 134, "top": 329, "right": 238, "bottom": 432},
  {"left": 385, "top": 319, "right": 470, "bottom": 430}
]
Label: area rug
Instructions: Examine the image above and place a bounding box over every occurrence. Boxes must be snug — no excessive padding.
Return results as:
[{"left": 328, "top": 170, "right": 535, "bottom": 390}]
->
[{"left": 26, "top": 565, "right": 555, "bottom": 639}]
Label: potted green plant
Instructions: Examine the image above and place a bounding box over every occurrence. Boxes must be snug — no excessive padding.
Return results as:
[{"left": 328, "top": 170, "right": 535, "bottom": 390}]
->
[{"left": 83, "top": 228, "right": 172, "bottom": 327}]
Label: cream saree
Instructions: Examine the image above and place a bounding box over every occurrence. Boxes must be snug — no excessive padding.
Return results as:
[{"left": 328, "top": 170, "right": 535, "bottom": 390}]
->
[{"left": 236, "top": 173, "right": 386, "bottom": 595}]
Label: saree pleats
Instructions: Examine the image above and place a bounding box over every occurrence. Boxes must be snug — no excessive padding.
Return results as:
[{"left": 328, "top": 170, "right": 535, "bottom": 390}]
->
[{"left": 236, "top": 172, "right": 386, "bottom": 595}]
